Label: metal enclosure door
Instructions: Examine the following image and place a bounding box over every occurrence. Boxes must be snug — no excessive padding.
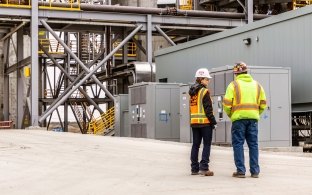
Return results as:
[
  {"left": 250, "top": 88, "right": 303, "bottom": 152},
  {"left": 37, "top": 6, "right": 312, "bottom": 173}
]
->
[
  {"left": 252, "top": 73, "right": 271, "bottom": 142},
  {"left": 180, "top": 85, "right": 191, "bottom": 143},
  {"left": 170, "top": 88, "right": 180, "bottom": 140},
  {"left": 123, "top": 111, "right": 129, "bottom": 137},
  {"left": 270, "top": 74, "right": 290, "bottom": 141},
  {"left": 155, "top": 88, "right": 171, "bottom": 139}
]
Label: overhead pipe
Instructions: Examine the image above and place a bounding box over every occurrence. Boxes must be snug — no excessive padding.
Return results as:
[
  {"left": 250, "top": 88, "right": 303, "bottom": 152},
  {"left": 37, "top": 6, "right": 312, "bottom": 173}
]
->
[{"left": 38, "top": 2, "right": 269, "bottom": 20}]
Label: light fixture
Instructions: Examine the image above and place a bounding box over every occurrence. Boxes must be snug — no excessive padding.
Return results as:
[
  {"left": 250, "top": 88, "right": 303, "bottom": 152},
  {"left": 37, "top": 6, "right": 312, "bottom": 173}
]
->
[{"left": 243, "top": 38, "right": 251, "bottom": 45}]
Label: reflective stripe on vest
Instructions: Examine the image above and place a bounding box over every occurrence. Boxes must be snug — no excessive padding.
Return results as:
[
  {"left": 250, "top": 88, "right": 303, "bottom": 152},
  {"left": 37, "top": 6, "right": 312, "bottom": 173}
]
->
[
  {"left": 232, "top": 81, "right": 260, "bottom": 111},
  {"left": 190, "top": 88, "right": 210, "bottom": 124}
]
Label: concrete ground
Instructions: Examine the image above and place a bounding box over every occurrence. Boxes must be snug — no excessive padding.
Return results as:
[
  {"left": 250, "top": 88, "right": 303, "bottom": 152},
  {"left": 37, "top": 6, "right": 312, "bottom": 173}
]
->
[{"left": 0, "top": 130, "right": 312, "bottom": 195}]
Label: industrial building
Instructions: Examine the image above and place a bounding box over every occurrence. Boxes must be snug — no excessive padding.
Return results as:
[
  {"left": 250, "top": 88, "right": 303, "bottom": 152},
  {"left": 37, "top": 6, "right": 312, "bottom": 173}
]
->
[
  {"left": 2, "top": 0, "right": 312, "bottom": 194},
  {"left": 0, "top": 0, "right": 311, "bottom": 147},
  {"left": 155, "top": 5, "right": 312, "bottom": 148}
]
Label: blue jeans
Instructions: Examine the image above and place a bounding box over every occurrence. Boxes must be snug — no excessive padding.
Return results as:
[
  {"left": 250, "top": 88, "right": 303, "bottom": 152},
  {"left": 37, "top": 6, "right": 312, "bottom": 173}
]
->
[
  {"left": 231, "top": 119, "right": 259, "bottom": 175},
  {"left": 191, "top": 125, "right": 213, "bottom": 172}
]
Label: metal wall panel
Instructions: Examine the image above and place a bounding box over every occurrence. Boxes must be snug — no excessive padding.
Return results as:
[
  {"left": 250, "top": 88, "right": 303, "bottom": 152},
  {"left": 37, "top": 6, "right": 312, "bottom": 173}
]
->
[
  {"left": 214, "top": 73, "right": 225, "bottom": 96},
  {"left": 270, "top": 74, "right": 291, "bottom": 141},
  {"left": 252, "top": 73, "right": 271, "bottom": 142},
  {"left": 155, "top": 88, "right": 171, "bottom": 139},
  {"left": 140, "top": 86, "right": 146, "bottom": 104},
  {"left": 155, "top": 8, "right": 312, "bottom": 108},
  {"left": 170, "top": 88, "right": 180, "bottom": 139}
]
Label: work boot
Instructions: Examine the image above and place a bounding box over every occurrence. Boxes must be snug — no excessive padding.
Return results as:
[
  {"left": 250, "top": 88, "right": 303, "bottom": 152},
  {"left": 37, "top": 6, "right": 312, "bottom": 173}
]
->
[
  {"left": 232, "top": 172, "right": 246, "bottom": 178},
  {"left": 251, "top": 173, "right": 259, "bottom": 178},
  {"left": 191, "top": 171, "right": 199, "bottom": 175},
  {"left": 200, "top": 170, "right": 214, "bottom": 176}
]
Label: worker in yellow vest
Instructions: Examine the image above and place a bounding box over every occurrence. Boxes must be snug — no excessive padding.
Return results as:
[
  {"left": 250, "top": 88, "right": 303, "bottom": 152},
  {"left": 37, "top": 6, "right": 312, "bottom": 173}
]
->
[
  {"left": 223, "top": 62, "right": 267, "bottom": 178},
  {"left": 189, "top": 68, "right": 217, "bottom": 176}
]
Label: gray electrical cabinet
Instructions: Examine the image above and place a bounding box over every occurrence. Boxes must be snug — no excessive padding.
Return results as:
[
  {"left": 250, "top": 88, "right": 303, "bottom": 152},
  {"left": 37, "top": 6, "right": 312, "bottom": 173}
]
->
[
  {"left": 115, "top": 94, "right": 129, "bottom": 137},
  {"left": 128, "top": 82, "right": 181, "bottom": 141},
  {"left": 180, "top": 84, "right": 191, "bottom": 143},
  {"left": 210, "top": 66, "right": 291, "bottom": 147}
]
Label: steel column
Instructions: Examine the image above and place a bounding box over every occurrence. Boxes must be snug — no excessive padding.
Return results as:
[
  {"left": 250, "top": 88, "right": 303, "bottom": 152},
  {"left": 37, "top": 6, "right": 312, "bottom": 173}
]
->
[
  {"left": 247, "top": 0, "right": 253, "bottom": 23},
  {"left": 64, "top": 32, "right": 69, "bottom": 132},
  {"left": 39, "top": 24, "right": 143, "bottom": 123},
  {"left": 31, "top": 2, "right": 39, "bottom": 126},
  {"left": 122, "top": 28, "right": 128, "bottom": 64},
  {"left": 146, "top": 15, "right": 153, "bottom": 80},
  {"left": 17, "top": 28, "right": 24, "bottom": 128},
  {"left": 3, "top": 39, "right": 10, "bottom": 121}
]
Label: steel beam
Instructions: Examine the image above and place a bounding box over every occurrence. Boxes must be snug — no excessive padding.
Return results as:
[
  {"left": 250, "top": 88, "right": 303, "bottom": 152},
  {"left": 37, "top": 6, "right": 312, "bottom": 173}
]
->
[
  {"left": 39, "top": 24, "right": 143, "bottom": 123},
  {"left": 38, "top": 44, "right": 104, "bottom": 113},
  {"left": 41, "top": 20, "right": 115, "bottom": 101},
  {"left": 40, "top": 50, "right": 104, "bottom": 121},
  {"left": 0, "top": 7, "right": 244, "bottom": 28},
  {"left": 131, "top": 37, "right": 146, "bottom": 55},
  {"left": 154, "top": 26, "right": 176, "bottom": 46},
  {"left": 0, "top": 22, "right": 27, "bottom": 42},
  {"left": 5, "top": 56, "right": 31, "bottom": 75}
]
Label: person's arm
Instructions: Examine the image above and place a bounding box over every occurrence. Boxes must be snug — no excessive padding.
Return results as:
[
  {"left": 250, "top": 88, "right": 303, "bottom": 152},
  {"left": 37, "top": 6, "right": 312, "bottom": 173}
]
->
[
  {"left": 202, "top": 91, "right": 217, "bottom": 125},
  {"left": 223, "top": 83, "right": 234, "bottom": 117},
  {"left": 259, "top": 85, "right": 267, "bottom": 115}
]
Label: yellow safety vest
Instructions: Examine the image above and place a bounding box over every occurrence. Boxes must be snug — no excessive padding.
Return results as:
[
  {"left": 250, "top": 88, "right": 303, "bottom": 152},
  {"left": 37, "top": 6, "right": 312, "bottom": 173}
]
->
[
  {"left": 190, "top": 88, "right": 210, "bottom": 125},
  {"left": 223, "top": 74, "right": 267, "bottom": 122}
]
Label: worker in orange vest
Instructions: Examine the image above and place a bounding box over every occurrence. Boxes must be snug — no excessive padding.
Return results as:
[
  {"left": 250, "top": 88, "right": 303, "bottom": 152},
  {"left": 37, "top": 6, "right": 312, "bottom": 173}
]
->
[
  {"left": 189, "top": 68, "right": 217, "bottom": 176},
  {"left": 223, "top": 62, "right": 267, "bottom": 178}
]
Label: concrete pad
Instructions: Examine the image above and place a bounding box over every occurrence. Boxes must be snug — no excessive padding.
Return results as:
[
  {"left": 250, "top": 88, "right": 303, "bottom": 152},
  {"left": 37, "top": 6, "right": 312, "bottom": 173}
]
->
[{"left": 0, "top": 130, "right": 312, "bottom": 195}]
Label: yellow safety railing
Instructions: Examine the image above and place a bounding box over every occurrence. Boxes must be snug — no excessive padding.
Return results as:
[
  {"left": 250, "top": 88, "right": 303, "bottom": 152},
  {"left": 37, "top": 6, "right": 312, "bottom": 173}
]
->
[
  {"left": 39, "top": 0, "right": 81, "bottom": 11},
  {"left": 38, "top": 38, "right": 64, "bottom": 54},
  {"left": 180, "top": 0, "right": 192, "bottom": 10},
  {"left": 113, "top": 42, "right": 137, "bottom": 57},
  {"left": 0, "top": 0, "right": 81, "bottom": 11},
  {"left": 293, "top": 0, "right": 312, "bottom": 9},
  {"left": 0, "top": 0, "right": 31, "bottom": 8},
  {"left": 88, "top": 107, "right": 115, "bottom": 135}
]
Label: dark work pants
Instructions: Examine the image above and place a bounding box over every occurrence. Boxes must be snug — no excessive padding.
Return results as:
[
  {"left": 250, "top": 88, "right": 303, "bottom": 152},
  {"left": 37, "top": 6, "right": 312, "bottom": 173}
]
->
[{"left": 190, "top": 125, "right": 213, "bottom": 172}]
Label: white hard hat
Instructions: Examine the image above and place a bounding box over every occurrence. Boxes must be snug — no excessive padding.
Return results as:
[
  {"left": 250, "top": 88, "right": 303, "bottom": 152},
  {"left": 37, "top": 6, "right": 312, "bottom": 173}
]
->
[{"left": 195, "top": 68, "right": 212, "bottom": 79}]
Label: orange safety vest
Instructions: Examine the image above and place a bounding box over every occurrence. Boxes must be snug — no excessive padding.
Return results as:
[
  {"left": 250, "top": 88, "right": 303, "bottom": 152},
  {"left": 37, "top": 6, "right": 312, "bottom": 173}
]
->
[{"left": 190, "top": 88, "right": 210, "bottom": 125}]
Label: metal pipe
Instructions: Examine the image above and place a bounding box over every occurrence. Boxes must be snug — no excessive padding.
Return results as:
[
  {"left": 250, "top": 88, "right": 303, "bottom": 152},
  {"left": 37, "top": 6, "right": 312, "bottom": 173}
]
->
[
  {"left": 39, "top": 24, "right": 143, "bottom": 123},
  {"left": 40, "top": 20, "right": 115, "bottom": 101},
  {"left": 39, "top": 44, "right": 104, "bottom": 113},
  {"left": 154, "top": 25, "right": 176, "bottom": 46},
  {"left": 38, "top": 2, "right": 269, "bottom": 20}
]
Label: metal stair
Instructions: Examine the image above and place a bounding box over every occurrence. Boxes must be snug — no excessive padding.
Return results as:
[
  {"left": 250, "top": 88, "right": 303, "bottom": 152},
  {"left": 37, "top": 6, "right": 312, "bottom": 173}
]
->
[{"left": 88, "top": 106, "right": 115, "bottom": 136}]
